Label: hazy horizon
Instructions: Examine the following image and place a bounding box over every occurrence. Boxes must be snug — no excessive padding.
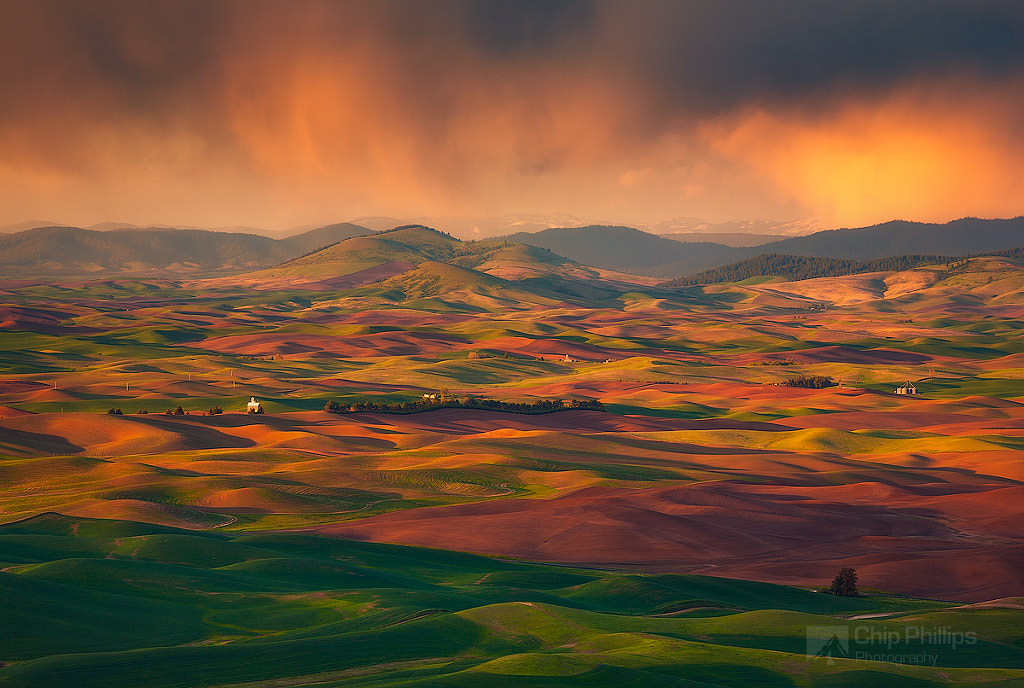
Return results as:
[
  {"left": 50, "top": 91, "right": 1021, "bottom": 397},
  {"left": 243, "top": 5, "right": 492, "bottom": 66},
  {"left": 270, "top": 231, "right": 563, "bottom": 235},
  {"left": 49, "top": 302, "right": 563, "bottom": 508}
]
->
[{"left": 1, "top": 212, "right": 837, "bottom": 239}]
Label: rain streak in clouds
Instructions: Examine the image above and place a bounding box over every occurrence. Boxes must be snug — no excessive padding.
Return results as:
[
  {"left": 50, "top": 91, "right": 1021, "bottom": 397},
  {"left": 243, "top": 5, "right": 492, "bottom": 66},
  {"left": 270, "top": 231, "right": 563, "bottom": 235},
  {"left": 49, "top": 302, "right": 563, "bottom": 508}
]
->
[{"left": 2, "top": 0, "right": 1024, "bottom": 228}]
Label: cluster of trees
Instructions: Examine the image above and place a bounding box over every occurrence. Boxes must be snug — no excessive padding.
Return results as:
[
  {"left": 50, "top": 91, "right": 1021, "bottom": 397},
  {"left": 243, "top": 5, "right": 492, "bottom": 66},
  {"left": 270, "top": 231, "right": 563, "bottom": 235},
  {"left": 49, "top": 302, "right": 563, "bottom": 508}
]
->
[
  {"left": 466, "top": 350, "right": 541, "bottom": 361},
  {"left": 324, "top": 397, "right": 604, "bottom": 416},
  {"left": 664, "top": 253, "right": 956, "bottom": 287},
  {"left": 779, "top": 375, "right": 835, "bottom": 389},
  {"left": 380, "top": 224, "right": 456, "bottom": 240}
]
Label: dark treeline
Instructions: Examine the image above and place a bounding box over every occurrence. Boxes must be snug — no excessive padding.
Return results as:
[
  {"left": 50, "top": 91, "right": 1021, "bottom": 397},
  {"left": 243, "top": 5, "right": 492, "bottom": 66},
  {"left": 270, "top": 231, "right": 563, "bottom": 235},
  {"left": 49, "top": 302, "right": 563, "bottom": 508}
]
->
[
  {"left": 662, "top": 253, "right": 956, "bottom": 287},
  {"left": 990, "top": 247, "right": 1024, "bottom": 260},
  {"left": 664, "top": 245, "right": 1024, "bottom": 287},
  {"left": 324, "top": 397, "right": 604, "bottom": 415},
  {"left": 378, "top": 224, "right": 455, "bottom": 239},
  {"left": 779, "top": 375, "right": 835, "bottom": 389}
]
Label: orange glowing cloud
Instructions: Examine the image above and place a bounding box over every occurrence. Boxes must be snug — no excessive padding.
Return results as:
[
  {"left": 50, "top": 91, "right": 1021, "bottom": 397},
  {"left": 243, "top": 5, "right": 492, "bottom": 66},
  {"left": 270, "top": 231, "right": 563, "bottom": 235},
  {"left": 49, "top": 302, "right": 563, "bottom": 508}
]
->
[
  {"left": 3, "top": 3, "right": 1024, "bottom": 229},
  {"left": 215, "top": 31, "right": 647, "bottom": 219},
  {"left": 708, "top": 77, "right": 1024, "bottom": 227}
]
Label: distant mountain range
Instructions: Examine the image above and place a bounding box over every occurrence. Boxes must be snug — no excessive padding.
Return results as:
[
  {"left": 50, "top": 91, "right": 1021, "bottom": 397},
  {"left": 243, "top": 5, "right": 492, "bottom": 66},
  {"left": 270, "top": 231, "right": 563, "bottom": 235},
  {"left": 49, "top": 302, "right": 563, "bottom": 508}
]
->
[
  {"left": 2, "top": 216, "right": 1024, "bottom": 281},
  {"left": 0, "top": 220, "right": 285, "bottom": 236},
  {"left": 659, "top": 232, "right": 782, "bottom": 247},
  {"left": 347, "top": 215, "right": 829, "bottom": 241},
  {"left": 346, "top": 213, "right": 594, "bottom": 240},
  {"left": 502, "top": 226, "right": 710, "bottom": 277},
  {"left": 638, "top": 217, "right": 828, "bottom": 237},
  {"left": 759, "top": 217, "right": 1024, "bottom": 260},
  {"left": 0, "top": 223, "right": 370, "bottom": 277},
  {"left": 205, "top": 223, "right": 1024, "bottom": 311},
  {"left": 1, "top": 214, "right": 822, "bottom": 240},
  {"left": 506, "top": 217, "right": 1024, "bottom": 278}
]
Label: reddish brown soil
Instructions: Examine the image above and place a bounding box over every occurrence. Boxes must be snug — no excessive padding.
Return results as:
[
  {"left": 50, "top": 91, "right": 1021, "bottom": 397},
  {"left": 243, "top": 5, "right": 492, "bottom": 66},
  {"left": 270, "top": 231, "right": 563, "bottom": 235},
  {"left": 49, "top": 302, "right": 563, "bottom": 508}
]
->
[
  {"left": 188, "top": 330, "right": 470, "bottom": 358},
  {"left": 316, "top": 479, "right": 1024, "bottom": 601},
  {"left": 3, "top": 397, "right": 1023, "bottom": 602}
]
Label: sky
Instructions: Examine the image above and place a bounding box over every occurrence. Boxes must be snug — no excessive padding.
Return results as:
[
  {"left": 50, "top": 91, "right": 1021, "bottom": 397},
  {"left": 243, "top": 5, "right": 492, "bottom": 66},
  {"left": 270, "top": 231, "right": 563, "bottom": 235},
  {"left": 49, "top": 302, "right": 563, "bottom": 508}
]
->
[{"left": 2, "top": 0, "right": 1024, "bottom": 231}]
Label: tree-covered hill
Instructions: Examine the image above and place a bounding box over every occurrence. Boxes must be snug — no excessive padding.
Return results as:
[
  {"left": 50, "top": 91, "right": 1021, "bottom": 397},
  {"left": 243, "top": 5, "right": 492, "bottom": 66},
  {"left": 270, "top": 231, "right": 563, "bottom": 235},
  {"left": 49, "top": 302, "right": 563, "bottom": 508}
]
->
[{"left": 661, "top": 253, "right": 958, "bottom": 286}]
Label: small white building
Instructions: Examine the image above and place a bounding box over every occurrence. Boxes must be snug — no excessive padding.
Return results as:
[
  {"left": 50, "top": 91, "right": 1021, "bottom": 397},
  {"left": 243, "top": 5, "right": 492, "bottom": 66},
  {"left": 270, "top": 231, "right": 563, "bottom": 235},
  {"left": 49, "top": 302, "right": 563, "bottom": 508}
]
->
[
  {"left": 247, "top": 397, "right": 263, "bottom": 413},
  {"left": 563, "top": 354, "right": 577, "bottom": 363},
  {"left": 895, "top": 382, "right": 918, "bottom": 395}
]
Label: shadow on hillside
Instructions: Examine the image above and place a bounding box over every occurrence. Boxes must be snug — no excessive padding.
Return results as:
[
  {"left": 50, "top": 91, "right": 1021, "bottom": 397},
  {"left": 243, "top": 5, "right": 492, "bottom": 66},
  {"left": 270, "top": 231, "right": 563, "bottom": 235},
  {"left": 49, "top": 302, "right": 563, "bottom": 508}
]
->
[{"left": 0, "top": 427, "right": 85, "bottom": 455}]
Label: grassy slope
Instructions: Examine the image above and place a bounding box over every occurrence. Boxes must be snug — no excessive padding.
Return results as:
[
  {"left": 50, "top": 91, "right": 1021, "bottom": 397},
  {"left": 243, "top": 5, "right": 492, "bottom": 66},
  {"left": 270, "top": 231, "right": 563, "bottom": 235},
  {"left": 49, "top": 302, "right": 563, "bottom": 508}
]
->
[
  {"left": 256, "top": 226, "right": 581, "bottom": 302},
  {"left": 2, "top": 514, "right": 1022, "bottom": 688}
]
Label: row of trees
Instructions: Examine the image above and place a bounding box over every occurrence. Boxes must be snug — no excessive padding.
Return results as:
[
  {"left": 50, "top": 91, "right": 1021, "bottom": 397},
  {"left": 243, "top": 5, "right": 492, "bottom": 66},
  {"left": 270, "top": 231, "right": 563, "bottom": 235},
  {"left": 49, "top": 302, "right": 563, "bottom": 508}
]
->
[
  {"left": 666, "top": 245, "right": 1024, "bottom": 288},
  {"left": 324, "top": 397, "right": 604, "bottom": 416},
  {"left": 663, "top": 253, "right": 957, "bottom": 287},
  {"left": 779, "top": 375, "right": 836, "bottom": 389},
  {"left": 107, "top": 405, "right": 223, "bottom": 416},
  {"left": 466, "top": 350, "right": 542, "bottom": 361}
]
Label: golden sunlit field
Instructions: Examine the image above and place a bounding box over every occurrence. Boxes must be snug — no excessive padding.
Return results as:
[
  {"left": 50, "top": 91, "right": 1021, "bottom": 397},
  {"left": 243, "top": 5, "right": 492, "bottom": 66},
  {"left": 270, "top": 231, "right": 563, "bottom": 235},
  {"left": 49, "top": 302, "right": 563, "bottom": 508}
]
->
[{"left": 3, "top": 230, "right": 1024, "bottom": 686}]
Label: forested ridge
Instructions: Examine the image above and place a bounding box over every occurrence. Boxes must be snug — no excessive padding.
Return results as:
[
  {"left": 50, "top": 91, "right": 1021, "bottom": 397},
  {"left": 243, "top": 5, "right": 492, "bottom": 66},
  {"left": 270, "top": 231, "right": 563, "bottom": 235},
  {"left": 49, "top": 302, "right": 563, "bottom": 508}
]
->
[{"left": 660, "top": 251, "right": 1023, "bottom": 287}]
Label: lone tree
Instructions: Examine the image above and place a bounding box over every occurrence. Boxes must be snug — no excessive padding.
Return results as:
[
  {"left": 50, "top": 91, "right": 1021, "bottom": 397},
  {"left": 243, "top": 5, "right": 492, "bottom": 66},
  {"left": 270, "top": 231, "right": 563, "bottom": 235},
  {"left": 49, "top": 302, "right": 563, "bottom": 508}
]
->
[{"left": 829, "top": 567, "right": 859, "bottom": 597}]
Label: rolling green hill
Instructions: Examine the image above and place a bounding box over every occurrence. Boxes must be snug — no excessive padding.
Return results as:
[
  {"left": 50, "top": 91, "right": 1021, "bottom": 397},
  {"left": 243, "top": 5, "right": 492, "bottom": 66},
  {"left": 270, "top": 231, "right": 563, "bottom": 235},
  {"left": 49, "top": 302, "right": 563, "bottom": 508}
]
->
[
  {"left": 278, "top": 225, "right": 575, "bottom": 274},
  {"left": 349, "top": 261, "right": 566, "bottom": 310},
  {"left": 1, "top": 514, "right": 1021, "bottom": 688},
  {"left": 256, "top": 225, "right": 592, "bottom": 303},
  {"left": 276, "top": 225, "right": 464, "bottom": 274},
  {"left": 375, "top": 261, "right": 516, "bottom": 298}
]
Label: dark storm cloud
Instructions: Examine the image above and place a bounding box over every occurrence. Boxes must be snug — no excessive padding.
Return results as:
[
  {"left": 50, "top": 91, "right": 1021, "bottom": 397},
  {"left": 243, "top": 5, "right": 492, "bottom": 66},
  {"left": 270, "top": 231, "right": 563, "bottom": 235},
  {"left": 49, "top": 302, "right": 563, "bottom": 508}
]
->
[
  {"left": 2, "top": 0, "right": 1024, "bottom": 228},
  {"left": 1, "top": 1, "right": 226, "bottom": 106},
  {"left": 592, "top": 0, "right": 1024, "bottom": 113},
  {"left": 464, "top": 0, "right": 596, "bottom": 57},
  {"left": 4, "top": 0, "right": 1023, "bottom": 121}
]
